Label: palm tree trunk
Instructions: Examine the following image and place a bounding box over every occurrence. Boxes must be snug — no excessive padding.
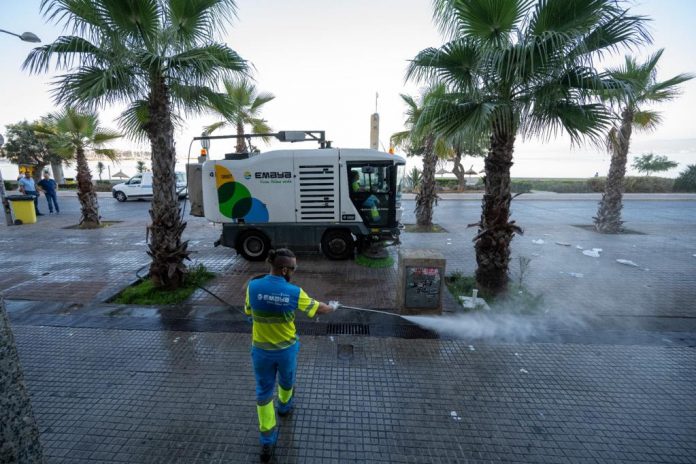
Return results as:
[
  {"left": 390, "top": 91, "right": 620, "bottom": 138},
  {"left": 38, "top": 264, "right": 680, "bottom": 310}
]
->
[
  {"left": 475, "top": 129, "right": 517, "bottom": 296},
  {"left": 75, "top": 146, "right": 101, "bottom": 229},
  {"left": 451, "top": 149, "right": 466, "bottom": 192},
  {"left": 415, "top": 135, "right": 438, "bottom": 226},
  {"left": 594, "top": 109, "right": 633, "bottom": 233},
  {"left": 50, "top": 162, "right": 65, "bottom": 184},
  {"left": 0, "top": 296, "right": 44, "bottom": 463},
  {"left": 235, "top": 121, "right": 246, "bottom": 153},
  {"left": 146, "top": 76, "right": 189, "bottom": 290}
]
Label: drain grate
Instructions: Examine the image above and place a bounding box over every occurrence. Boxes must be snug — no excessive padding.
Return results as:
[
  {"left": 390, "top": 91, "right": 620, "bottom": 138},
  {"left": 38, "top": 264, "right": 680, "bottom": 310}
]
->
[{"left": 326, "top": 323, "right": 370, "bottom": 336}]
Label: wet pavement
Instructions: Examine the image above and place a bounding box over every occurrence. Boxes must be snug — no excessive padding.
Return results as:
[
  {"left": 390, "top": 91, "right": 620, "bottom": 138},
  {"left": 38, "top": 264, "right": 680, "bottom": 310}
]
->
[{"left": 2, "top": 193, "right": 696, "bottom": 462}]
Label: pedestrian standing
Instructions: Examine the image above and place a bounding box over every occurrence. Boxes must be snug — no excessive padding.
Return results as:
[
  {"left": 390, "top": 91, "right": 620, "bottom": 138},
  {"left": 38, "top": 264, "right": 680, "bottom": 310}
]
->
[
  {"left": 245, "top": 248, "right": 338, "bottom": 462},
  {"left": 38, "top": 172, "right": 60, "bottom": 214},
  {"left": 17, "top": 172, "right": 43, "bottom": 216}
]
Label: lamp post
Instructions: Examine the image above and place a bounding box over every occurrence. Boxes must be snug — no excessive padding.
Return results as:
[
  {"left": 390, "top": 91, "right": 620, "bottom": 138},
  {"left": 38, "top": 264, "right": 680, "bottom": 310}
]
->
[
  {"left": 0, "top": 134, "right": 14, "bottom": 226},
  {"left": 0, "top": 29, "right": 41, "bottom": 43},
  {"left": 199, "top": 133, "right": 211, "bottom": 162}
]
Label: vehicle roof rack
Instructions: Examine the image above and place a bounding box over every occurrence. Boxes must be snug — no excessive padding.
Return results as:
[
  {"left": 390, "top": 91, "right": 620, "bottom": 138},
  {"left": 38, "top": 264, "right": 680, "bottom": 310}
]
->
[{"left": 194, "top": 131, "right": 332, "bottom": 150}]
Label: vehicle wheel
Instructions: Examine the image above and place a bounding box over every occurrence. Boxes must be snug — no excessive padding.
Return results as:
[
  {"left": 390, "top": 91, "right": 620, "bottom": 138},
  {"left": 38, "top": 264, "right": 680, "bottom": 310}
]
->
[
  {"left": 321, "top": 229, "right": 355, "bottom": 260},
  {"left": 236, "top": 230, "right": 271, "bottom": 261},
  {"left": 114, "top": 191, "right": 127, "bottom": 202}
]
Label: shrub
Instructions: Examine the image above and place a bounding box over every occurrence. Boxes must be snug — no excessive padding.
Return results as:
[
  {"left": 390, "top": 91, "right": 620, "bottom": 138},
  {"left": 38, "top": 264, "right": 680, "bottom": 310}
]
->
[
  {"left": 673, "top": 165, "right": 696, "bottom": 192},
  {"left": 511, "top": 181, "right": 532, "bottom": 193},
  {"left": 623, "top": 176, "right": 673, "bottom": 193}
]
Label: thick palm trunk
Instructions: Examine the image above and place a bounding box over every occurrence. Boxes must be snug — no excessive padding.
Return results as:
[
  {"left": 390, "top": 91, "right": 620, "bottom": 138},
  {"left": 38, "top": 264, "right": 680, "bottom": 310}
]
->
[
  {"left": 594, "top": 109, "right": 633, "bottom": 233},
  {"left": 235, "top": 121, "right": 246, "bottom": 153},
  {"left": 475, "top": 130, "right": 518, "bottom": 296},
  {"left": 451, "top": 149, "right": 466, "bottom": 191},
  {"left": 50, "top": 162, "right": 65, "bottom": 184},
  {"left": 0, "top": 296, "right": 44, "bottom": 463},
  {"left": 75, "top": 146, "right": 101, "bottom": 229},
  {"left": 146, "top": 77, "right": 189, "bottom": 289},
  {"left": 415, "top": 135, "right": 438, "bottom": 226}
]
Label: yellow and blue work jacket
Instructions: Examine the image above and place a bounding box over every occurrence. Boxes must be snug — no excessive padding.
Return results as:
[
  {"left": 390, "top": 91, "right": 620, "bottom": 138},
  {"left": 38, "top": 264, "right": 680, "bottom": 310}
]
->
[{"left": 245, "top": 275, "right": 319, "bottom": 350}]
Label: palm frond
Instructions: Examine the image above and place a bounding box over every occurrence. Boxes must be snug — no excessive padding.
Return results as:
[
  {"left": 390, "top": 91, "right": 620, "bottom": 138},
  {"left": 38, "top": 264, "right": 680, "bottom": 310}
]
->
[
  {"left": 203, "top": 121, "right": 228, "bottom": 135},
  {"left": 93, "top": 148, "right": 118, "bottom": 161},
  {"left": 52, "top": 65, "right": 143, "bottom": 108},
  {"left": 100, "top": 0, "right": 160, "bottom": 43},
  {"left": 407, "top": 39, "right": 481, "bottom": 90},
  {"left": 525, "top": 101, "right": 611, "bottom": 146},
  {"left": 632, "top": 109, "right": 662, "bottom": 132},
  {"left": 23, "top": 36, "right": 106, "bottom": 74},
  {"left": 118, "top": 100, "right": 151, "bottom": 143},
  {"left": 167, "top": 0, "right": 238, "bottom": 42}
]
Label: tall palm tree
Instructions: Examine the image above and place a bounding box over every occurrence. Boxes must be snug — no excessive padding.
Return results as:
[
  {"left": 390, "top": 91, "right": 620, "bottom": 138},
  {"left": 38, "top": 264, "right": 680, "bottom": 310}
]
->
[
  {"left": 25, "top": 0, "right": 248, "bottom": 289},
  {"left": 408, "top": 0, "right": 649, "bottom": 295},
  {"left": 204, "top": 78, "right": 275, "bottom": 153},
  {"left": 96, "top": 161, "right": 105, "bottom": 181},
  {"left": 34, "top": 108, "right": 121, "bottom": 229},
  {"left": 391, "top": 85, "right": 450, "bottom": 226},
  {"left": 594, "top": 50, "right": 693, "bottom": 233}
]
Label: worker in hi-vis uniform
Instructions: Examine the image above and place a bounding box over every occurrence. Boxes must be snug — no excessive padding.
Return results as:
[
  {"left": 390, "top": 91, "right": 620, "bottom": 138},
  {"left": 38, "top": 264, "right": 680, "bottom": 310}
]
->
[{"left": 245, "top": 248, "right": 338, "bottom": 462}]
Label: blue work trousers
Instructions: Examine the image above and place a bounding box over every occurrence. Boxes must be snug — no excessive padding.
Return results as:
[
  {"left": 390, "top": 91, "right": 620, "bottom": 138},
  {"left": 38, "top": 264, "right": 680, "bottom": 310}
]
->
[
  {"left": 251, "top": 342, "right": 299, "bottom": 445},
  {"left": 45, "top": 191, "right": 59, "bottom": 213}
]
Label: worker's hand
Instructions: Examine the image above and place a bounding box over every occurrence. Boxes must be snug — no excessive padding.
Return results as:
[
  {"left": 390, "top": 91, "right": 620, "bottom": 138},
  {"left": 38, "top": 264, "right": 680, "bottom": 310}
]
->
[{"left": 328, "top": 301, "right": 341, "bottom": 312}]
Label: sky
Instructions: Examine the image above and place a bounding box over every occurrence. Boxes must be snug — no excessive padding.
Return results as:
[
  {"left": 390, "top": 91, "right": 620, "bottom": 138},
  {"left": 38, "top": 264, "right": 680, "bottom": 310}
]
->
[{"left": 1, "top": 0, "right": 695, "bottom": 179}]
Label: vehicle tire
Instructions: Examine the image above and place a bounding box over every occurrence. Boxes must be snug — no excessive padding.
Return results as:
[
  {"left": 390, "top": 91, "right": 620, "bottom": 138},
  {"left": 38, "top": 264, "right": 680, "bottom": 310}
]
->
[
  {"left": 321, "top": 229, "right": 355, "bottom": 260},
  {"left": 114, "top": 191, "right": 127, "bottom": 202},
  {"left": 236, "top": 230, "right": 271, "bottom": 261}
]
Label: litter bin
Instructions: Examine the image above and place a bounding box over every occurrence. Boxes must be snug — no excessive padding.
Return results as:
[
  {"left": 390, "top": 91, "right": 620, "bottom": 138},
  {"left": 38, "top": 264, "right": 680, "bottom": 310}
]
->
[{"left": 7, "top": 195, "right": 37, "bottom": 225}]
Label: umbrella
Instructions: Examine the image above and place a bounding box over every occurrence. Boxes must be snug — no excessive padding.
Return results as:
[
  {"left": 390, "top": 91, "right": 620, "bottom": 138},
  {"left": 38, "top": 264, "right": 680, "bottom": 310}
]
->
[
  {"left": 112, "top": 170, "right": 129, "bottom": 179},
  {"left": 464, "top": 168, "right": 478, "bottom": 176}
]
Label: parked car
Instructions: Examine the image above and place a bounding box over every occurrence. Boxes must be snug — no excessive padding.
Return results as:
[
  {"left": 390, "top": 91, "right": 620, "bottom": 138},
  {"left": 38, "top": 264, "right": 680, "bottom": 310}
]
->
[{"left": 112, "top": 172, "right": 187, "bottom": 202}]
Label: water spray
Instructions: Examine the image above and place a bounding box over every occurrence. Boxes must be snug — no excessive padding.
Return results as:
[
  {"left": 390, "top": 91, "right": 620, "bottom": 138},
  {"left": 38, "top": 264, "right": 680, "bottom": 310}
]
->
[{"left": 337, "top": 304, "right": 406, "bottom": 318}]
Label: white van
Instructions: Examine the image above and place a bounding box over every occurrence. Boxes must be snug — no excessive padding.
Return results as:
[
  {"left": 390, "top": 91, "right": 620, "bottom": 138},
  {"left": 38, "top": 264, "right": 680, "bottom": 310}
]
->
[{"left": 112, "top": 172, "right": 187, "bottom": 202}]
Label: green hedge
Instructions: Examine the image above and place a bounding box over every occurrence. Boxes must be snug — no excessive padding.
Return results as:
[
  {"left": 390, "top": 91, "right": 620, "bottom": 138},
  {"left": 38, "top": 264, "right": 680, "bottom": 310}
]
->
[
  {"left": 673, "top": 165, "right": 696, "bottom": 192},
  {"left": 512, "top": 177, "right": 675, "bottom": 194},
  {"left": 3, "top": 181, "right": 18, "bottom": 191}
]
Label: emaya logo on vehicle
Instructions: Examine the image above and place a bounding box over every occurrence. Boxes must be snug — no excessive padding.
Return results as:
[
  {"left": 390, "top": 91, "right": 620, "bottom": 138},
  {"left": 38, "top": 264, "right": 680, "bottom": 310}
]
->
[
  {"left": 255, "top": 171, "right": 292, "bottom": 179},
  {"left": 244, "top": 171, "right": 252, "bottom": 180}
]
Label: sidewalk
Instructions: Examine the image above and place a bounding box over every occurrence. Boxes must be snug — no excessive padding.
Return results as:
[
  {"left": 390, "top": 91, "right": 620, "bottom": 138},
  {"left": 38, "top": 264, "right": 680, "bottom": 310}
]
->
[{"left": 12, "top": 323, "right": 696, "bottom": 464}]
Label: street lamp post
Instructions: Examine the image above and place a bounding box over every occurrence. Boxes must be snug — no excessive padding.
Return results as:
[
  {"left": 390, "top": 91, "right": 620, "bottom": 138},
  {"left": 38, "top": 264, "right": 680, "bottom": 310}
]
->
[
  {"left": 0, "top": 134, "right": 14, "bottom": 226},
  {"left": 0, "top": 28, "right": 41, "bottom": 225},
  {"left": 0, "top": 29, "right": 41, "bottom": 43}
]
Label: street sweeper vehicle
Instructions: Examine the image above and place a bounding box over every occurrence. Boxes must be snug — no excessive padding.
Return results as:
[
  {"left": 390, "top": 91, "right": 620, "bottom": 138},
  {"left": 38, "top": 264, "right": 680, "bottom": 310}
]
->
[{"left": 187, "top": 131, "right": 406, "bottom": 261}]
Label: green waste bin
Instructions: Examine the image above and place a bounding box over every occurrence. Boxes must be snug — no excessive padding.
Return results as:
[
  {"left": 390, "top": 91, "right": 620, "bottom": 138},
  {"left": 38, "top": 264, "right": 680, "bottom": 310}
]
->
[{"left": 7, "top": 195, "right": 37, "bottom": 225}]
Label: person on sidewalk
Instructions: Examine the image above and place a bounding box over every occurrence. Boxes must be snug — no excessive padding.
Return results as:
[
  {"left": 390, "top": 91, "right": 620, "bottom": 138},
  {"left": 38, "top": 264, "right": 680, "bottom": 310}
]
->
[
  {"left": 38, "top": 172, "right": 60, "bottom": 214},
  {"left": 17, "top": 172, "right": 43, "bottom": 216},
  {"left": 245, "top": 248, "right": 338, "bottom": 462}
]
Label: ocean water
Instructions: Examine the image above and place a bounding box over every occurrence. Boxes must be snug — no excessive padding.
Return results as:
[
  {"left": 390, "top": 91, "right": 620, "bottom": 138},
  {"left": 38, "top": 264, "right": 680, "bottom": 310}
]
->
[{"left": 2, "top": 138, "right": 694, "bottom": 181}]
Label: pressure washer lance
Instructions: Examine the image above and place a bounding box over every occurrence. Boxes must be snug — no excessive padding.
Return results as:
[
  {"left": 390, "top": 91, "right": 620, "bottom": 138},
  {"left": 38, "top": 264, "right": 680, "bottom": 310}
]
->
[{"left": 336, "top": 304, "right": 405, "bottom": 318}]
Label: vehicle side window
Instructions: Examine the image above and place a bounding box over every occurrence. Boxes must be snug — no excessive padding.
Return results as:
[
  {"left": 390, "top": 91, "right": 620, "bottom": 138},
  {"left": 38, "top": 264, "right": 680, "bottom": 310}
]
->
[{"left": 128, "top": 175, "right": 142, "bottom": 185}]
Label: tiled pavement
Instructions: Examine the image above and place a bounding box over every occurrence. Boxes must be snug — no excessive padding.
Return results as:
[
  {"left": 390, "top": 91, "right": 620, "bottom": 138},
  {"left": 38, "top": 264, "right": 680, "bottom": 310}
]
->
[
  {"left": 13, "top": 325, "right": 696, "bottom": 464},
  {"left": 3, "top": 194, "right": 696, "bottom": 463}
]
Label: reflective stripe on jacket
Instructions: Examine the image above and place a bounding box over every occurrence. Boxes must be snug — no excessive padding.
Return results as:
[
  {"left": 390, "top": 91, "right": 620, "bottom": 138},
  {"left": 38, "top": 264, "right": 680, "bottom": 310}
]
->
[{"left": 245, "top": 274, "right": 319, "bottom": 350}]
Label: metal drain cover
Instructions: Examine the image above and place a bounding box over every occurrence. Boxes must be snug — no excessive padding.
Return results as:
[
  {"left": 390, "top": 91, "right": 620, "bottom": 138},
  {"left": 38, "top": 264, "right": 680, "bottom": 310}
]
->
[
  {"left": 327, "top": 323, "right": 370, "bottom": 336},
  {"left": 337, "top": 344, "right": 354, "bottom": 360}
]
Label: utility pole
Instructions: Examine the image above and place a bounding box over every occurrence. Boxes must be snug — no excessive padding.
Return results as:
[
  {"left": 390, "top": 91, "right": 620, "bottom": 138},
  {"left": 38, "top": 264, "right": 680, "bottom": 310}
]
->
[
  {"left": 370, "top": 92, "right": 379, "bottom": 150},
  {"left": 0, "top": 134, "right": 14, "bottom": 226}
]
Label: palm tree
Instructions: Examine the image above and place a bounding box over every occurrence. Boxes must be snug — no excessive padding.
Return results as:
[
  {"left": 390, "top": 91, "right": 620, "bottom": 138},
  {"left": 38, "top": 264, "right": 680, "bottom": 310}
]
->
[
  {"left": 96, "top": 161, "right": 105, "bottom": 181},
  {"left": 34, "top": 108, "right": 121, "bottom": 228},
  {"left": 408, "top": 0, "right": 649, "bottom": 295},
  {"left": 204, "top": 78, "right": 275, "bottom": 153},
  {"left": 136, "top": 161, "right": 147, "bottom": 174},
  {"left": 594, "top": 50, "right": 693, "bottom": 233},
  {"left": 391, "top": 85, "right": 450, "bottom": 226},
  {"left": 25, "top": 0, "right": 248, "bottom": 289},
  {"left": 0, "top": 296, "right": 44, "bottom": 462}
]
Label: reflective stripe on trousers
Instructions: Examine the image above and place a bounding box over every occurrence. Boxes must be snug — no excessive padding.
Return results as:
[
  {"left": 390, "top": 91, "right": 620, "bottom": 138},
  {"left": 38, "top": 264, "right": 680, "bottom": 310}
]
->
[{"left": 251, "top": 342, "right": 299, "bottom": 445}]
